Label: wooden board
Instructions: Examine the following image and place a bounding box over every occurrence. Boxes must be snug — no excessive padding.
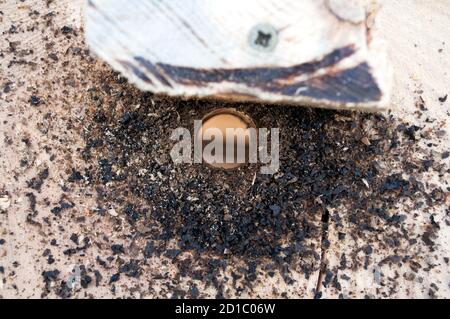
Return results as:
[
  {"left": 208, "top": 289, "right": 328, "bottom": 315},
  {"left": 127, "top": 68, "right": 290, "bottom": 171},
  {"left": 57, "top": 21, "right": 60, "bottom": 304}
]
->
[
  {"left": 86, "top": 0, "right": 392, "bottom": 111},
  {"left": 0, "top": 0, "right": 448, "bottom": 299}
]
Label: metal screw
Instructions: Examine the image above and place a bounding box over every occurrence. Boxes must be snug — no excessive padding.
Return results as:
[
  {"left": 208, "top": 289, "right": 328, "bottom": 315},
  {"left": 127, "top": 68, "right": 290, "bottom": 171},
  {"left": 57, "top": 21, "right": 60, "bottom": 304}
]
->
[{"left": 248, "top": 24, "right": 278, "bottom": 53}]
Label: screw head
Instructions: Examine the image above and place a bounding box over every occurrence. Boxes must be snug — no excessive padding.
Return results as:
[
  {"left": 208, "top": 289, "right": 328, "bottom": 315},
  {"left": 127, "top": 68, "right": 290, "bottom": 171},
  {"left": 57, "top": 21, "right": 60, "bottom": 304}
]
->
[{"left": 248, "top": 24, "right": 278, "bottom": 53}]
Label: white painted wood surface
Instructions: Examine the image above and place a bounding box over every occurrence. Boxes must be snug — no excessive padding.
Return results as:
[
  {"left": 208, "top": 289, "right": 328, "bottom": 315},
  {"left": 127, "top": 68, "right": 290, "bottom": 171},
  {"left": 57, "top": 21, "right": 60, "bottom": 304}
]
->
[{"left": 86, "top": 0, "right": 392, "bottom": 111}]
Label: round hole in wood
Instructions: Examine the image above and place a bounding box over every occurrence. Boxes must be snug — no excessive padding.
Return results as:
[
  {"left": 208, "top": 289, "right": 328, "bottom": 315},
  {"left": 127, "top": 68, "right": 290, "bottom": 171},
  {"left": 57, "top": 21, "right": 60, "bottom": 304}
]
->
[{"left": 197, "top": 108, "right": 256, "bottom": 170}]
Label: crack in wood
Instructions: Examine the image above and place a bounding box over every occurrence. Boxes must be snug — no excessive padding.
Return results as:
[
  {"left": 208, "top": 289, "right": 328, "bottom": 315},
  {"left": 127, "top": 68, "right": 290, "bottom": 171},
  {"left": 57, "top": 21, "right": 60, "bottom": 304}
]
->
[{"left": 314, "top": 208, "right": 330, "bottom": 299}]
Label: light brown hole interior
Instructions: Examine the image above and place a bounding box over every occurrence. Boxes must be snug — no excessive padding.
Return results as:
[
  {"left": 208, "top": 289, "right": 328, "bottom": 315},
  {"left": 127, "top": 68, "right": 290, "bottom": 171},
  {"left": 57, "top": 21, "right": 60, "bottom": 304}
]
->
[{"left": 198, "top": 109, "right": 256, "bottom": 170}]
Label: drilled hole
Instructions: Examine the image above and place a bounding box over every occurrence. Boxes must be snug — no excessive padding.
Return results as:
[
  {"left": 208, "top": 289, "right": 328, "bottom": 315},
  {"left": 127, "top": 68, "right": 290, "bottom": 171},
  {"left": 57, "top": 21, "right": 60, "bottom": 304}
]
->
[{"left": 197, "top": 109, "right": 256, "bottom": 170}]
